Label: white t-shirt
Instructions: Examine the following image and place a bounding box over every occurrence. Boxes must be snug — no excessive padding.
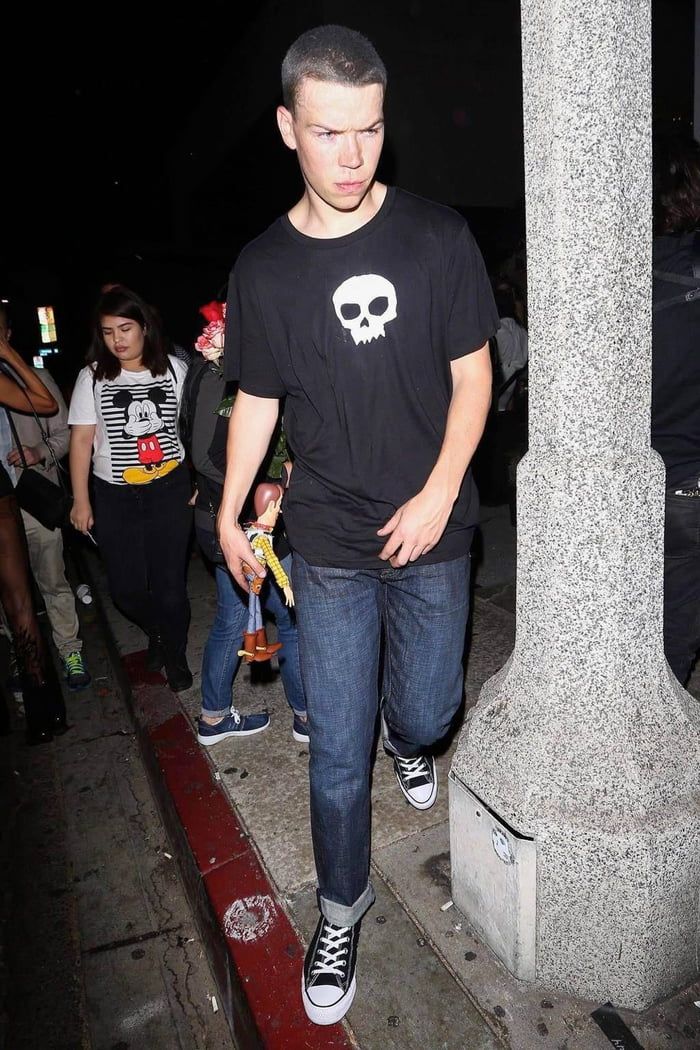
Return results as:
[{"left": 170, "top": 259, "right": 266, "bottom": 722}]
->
[
  {"left": 68, "top": 356, "right": 188, "bottom": 485},
  {"left": 494, "top": 318, "right": 528, "bottom": 411}
]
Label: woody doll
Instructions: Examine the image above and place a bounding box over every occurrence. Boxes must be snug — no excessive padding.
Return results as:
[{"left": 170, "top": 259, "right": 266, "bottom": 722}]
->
[{"left": 238, "top": 479, "right": 295, "bottom": 662}]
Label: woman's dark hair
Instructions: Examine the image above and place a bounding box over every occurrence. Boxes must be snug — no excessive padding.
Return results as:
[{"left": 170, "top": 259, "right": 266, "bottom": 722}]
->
[
  {"left": 653, "top": 134, "right": 700, "bottom": 235},
  {"left": 87, "top": 285, "right": 170, "bottom": 381}
]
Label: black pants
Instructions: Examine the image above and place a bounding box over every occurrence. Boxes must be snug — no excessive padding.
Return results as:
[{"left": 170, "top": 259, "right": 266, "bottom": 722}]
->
[
  {"left": 663, "top": 482, "right": 700, "bottom": 685},
  {"left": 94, "top": 466, "right": 193, "bottom": 663}
]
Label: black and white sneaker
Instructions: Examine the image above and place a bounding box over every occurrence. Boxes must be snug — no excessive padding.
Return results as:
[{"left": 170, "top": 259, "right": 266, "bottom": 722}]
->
[
  {"left": 393, "top": 752, "right": 438, "bottom": 810},
  {"left": 302, "top": 914, "right": 359, "bottom": 1025}
]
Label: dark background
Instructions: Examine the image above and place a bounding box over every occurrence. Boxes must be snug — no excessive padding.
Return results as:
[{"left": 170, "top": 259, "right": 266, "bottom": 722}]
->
[{"left": 0, "top": 0, "right": 694, "bottom": 390}]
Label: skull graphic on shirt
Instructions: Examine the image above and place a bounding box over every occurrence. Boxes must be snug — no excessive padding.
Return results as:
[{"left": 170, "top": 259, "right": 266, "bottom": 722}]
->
[{"left": 332, "top": 274, "right": 398, "bottom": 345}]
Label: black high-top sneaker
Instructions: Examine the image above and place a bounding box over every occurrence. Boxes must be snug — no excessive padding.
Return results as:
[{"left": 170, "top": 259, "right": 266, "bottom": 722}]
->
[
  {"left": 393, "top": 752, "right": 438, "bottom": 810},
  {"left": 302, "top": 914, "right": 360, "bottom": 1025}
]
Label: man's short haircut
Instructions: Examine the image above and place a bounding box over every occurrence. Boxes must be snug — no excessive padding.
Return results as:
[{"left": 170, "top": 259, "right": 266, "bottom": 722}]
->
[{"left": 282, "top": 24, "right": 387, "bottom": 113}]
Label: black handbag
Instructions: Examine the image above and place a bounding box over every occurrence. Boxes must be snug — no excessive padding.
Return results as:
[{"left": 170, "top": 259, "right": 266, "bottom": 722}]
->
[{"left": 6, "top": 410, "right": 73, "bottom": 530}]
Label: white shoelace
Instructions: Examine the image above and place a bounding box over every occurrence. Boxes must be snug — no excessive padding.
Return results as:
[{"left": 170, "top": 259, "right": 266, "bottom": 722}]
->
[
  {"left": 229, "top": 709, "right": 241, "bottom": 726},
  {"left": 311, "top": 924, "right": 351, "bottom": 978},
  {"left": 396, "top": 755, "right": 431, "bottom": 784}
]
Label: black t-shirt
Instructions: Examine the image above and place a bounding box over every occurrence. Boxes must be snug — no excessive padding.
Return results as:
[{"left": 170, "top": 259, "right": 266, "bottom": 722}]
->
[
  {"left": 651, "top": 231, "right": 700, "bottom": 487},
  {"left": 225, "top": 187, "right": 498, "bottom": 567}
]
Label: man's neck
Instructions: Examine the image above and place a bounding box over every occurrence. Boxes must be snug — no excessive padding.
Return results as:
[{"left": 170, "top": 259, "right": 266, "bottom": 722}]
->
[{"left": 287, "top": 182, "right": 387, "bottom": 240}]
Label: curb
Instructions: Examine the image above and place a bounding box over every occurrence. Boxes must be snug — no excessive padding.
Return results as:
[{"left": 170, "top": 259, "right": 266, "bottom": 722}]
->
[{"left": 72, "top": 543, "right": 353, "bottom": 1050}]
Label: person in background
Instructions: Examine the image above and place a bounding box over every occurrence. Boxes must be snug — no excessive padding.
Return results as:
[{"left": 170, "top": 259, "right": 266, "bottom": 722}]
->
[
  {"left": 491, "top": 280, "right": 528, "bottom": 412},
  {"left": 179, "top": 301, "right": 308, "bottom": 746},
  {"left": 217, "top": 25, "right": 496, "bottom": 1025},
  {"left": 0, "top": 304, "right": 90, "bottom": 690},
  {"left": 100, "top": 282, "right": 192, "bottom": 367},
  {"left": 0, "top": 328, "right": 68, "bottom": 744},
  {"left": 651, "top": 134, "right": 700, "bottom": 686},
  {"left": 68, "top": 285, "right": 193, "bottom": 691}
]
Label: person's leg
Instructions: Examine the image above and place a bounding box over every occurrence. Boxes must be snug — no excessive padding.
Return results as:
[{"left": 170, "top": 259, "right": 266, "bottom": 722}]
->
[
  {"left": 141, "top": 468, "right": 192, "bottom": 685},
  {"left": 196, "top": 564, "right": 270, "bottom": 744},
  {"left": 201, "top": 565, "right": 248, "bottom": 719},
  {"left": 292, "top": 554, "right": 379, "bottom": 921},
  {"left": 382, "top": 554, "right": 471, "bottom": 753},
  {"left": 21, "top": 512, "right": 81, "bottom": 659},
  {"left": 21, "top": 511, "right": 90, "bottom": 689},
  {"left": 93, "top": 480, "right": 154, "bottom": 634},
  {"left": 663, "top": 488, "right": 700, "bottom": 685},
  {"left": 262, "top": 554, "right": 307, "bottom": 717},
  {"left": 293, "top": 554, "right": 381, "bottom": 1024},
  {"left": 0, "top": 493, "right": 66, "bottom": 741},
  {"left": 381, "top": 554, "right": 471, "bottom": 810}
]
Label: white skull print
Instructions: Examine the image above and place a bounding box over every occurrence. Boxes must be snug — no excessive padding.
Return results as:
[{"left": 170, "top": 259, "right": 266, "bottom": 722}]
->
[{"left": 332, "top": 274, "right": 398, "bottom": 346}]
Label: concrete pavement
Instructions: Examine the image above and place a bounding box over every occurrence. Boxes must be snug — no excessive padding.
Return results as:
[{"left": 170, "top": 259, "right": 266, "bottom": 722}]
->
[{"left": 76, "top": 503, "right": 700, "bottom": 1049}]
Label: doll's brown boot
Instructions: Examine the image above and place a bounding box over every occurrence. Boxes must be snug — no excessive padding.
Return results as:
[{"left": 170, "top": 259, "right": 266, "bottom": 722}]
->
[
  {"left": 254, "top": 627, "right": 282, "bottom": 660},
  {"left": 237, "top": 632, "right": 257, "bottom": 663}
]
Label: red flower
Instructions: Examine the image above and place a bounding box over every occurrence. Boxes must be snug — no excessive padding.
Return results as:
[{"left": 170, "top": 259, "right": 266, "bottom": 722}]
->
[{"left": 199, "top": 300, "right": 225, "bottom": 324}]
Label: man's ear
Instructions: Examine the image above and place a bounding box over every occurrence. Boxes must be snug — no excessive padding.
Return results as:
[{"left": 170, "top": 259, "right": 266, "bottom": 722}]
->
[{"left": 276, "top": 106, "right": 297, "bottom": 152}]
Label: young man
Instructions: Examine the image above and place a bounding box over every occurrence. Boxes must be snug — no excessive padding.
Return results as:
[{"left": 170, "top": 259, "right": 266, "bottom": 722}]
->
[{"left": 218, "top": 24, "right": 497, "bottom": 1026}]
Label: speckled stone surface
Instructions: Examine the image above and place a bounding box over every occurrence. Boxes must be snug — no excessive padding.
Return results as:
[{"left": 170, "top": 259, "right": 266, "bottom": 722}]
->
[{"left": 451, "top": 0, "right": 700, "bottom": 1011}]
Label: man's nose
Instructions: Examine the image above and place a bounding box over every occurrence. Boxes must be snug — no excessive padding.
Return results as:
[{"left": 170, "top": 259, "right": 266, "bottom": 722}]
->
[{"left": 339, "top": 133, "right": 362, "bottom": 168}]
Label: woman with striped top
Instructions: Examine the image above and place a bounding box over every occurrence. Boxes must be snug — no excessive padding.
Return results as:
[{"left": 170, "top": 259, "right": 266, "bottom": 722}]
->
[{"left": 68, "top": 286, "right": 193, "bottom": 691}]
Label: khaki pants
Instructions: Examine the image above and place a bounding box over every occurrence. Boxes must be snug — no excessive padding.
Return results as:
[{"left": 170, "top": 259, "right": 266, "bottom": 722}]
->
[{"left": 21, "top": 510, "right": 81, "bottom": 659}]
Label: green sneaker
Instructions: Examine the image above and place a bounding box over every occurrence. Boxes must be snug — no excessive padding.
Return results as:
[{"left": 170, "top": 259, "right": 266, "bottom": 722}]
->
[{"left": 63, "top": 650, "right": 91, "bottom": 691}]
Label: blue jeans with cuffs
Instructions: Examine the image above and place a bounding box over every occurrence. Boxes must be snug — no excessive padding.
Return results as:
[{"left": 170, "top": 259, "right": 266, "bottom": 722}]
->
[{"left": 292, "top": 551, "right": 471, "bottom": 927}]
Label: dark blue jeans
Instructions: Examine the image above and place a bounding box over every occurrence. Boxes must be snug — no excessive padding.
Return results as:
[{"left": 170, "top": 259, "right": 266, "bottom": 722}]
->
[
  {"left": 201, "top": 555, "right": 306, "bottom": 718},
  {"left": 664, "top": 482, "right": 700, "bottom": 685},
  {"left": 292, "top": 552, "right": 471, "bottom": 926}
]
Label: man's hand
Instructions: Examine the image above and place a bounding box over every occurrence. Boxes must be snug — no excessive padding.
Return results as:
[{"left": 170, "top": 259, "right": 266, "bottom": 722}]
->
[
  {"left": 377, "top": 483, "right": 453, "bottom": 567},
  {"left": 70, "top": 499, "right": 94, "bottom": 535},
  {"left": 218, "top": 514, "right": 266, "bottom": 592},
  {"left": 8, "top": 444, "right": 43, "bottom": 468}
]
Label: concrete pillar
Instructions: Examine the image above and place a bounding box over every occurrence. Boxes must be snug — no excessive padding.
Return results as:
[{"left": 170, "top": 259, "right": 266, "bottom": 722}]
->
[{"left": 450, "top": 0, "right": 700, "bottom": 1011}]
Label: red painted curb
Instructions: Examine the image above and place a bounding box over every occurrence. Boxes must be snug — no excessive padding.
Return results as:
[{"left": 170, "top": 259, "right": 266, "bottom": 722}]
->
[{"left": 123, "top": 650, "right": 353, "bottom": 1050}]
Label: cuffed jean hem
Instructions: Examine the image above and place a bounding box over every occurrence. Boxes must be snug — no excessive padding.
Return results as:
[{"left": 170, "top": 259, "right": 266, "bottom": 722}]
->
[
  {"left": 201, "top": 706, "right": 231, "bottom": 720},
  {"left": 319, "top": 881, "right": 376, "bottom": 927},
  {"left": 380, "top": 706, "right": 420, "bottom": 760}
]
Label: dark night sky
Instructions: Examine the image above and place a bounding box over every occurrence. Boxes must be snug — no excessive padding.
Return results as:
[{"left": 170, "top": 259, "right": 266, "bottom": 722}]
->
[{"left": 0, "top": 0, "right": 695, "bottom": 379}]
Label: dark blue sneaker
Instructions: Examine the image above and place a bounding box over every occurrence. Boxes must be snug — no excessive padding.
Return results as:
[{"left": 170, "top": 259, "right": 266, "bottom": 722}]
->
[
  {"left": 196, "top": 709, "right": 270, "bottom": 746},
  {"left": 292, "top": 711, "right": 310, "bottom": 744}
]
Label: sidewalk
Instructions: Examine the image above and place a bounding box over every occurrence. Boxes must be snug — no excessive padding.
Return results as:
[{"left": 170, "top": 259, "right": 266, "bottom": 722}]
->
[{"left": 77, "top": 505, "right": 700, "bottom": 1050}]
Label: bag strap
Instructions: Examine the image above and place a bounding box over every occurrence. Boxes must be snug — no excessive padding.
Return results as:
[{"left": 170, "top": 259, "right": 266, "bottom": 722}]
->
[
  {"left": 5, "top": 409, "right": 29, "bottom": 470},
  {"left": 3, "top": 377, "right": 68, "bottom": 491}
]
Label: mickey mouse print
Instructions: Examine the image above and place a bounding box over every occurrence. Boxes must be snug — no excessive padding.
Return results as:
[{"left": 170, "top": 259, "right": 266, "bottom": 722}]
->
[{"left": 101, "top": 376, "right": 181, "bottom": 484}]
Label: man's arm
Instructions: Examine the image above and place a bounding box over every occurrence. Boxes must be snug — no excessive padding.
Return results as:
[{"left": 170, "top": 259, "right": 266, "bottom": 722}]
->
[
  {"left": 377, "top": 344, "right": 492, "bottom": 567},
  {"left": 217, "top": 391, "right": 281, "bottom": 590}
]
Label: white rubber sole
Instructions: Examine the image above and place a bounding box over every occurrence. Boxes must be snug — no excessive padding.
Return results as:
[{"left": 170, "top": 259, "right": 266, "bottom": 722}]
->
[
  {"left": 395, "top": 767, "right": 438, "bottom": 810},
  {"left": 301, "top": 974, "right": 356, "bottom": 1025},
  {"left": 292, "top": 728, "right": 310, "bottom": 743},
  {"left": 196, "top": 721, "right": 270, "bottom": 745}
]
